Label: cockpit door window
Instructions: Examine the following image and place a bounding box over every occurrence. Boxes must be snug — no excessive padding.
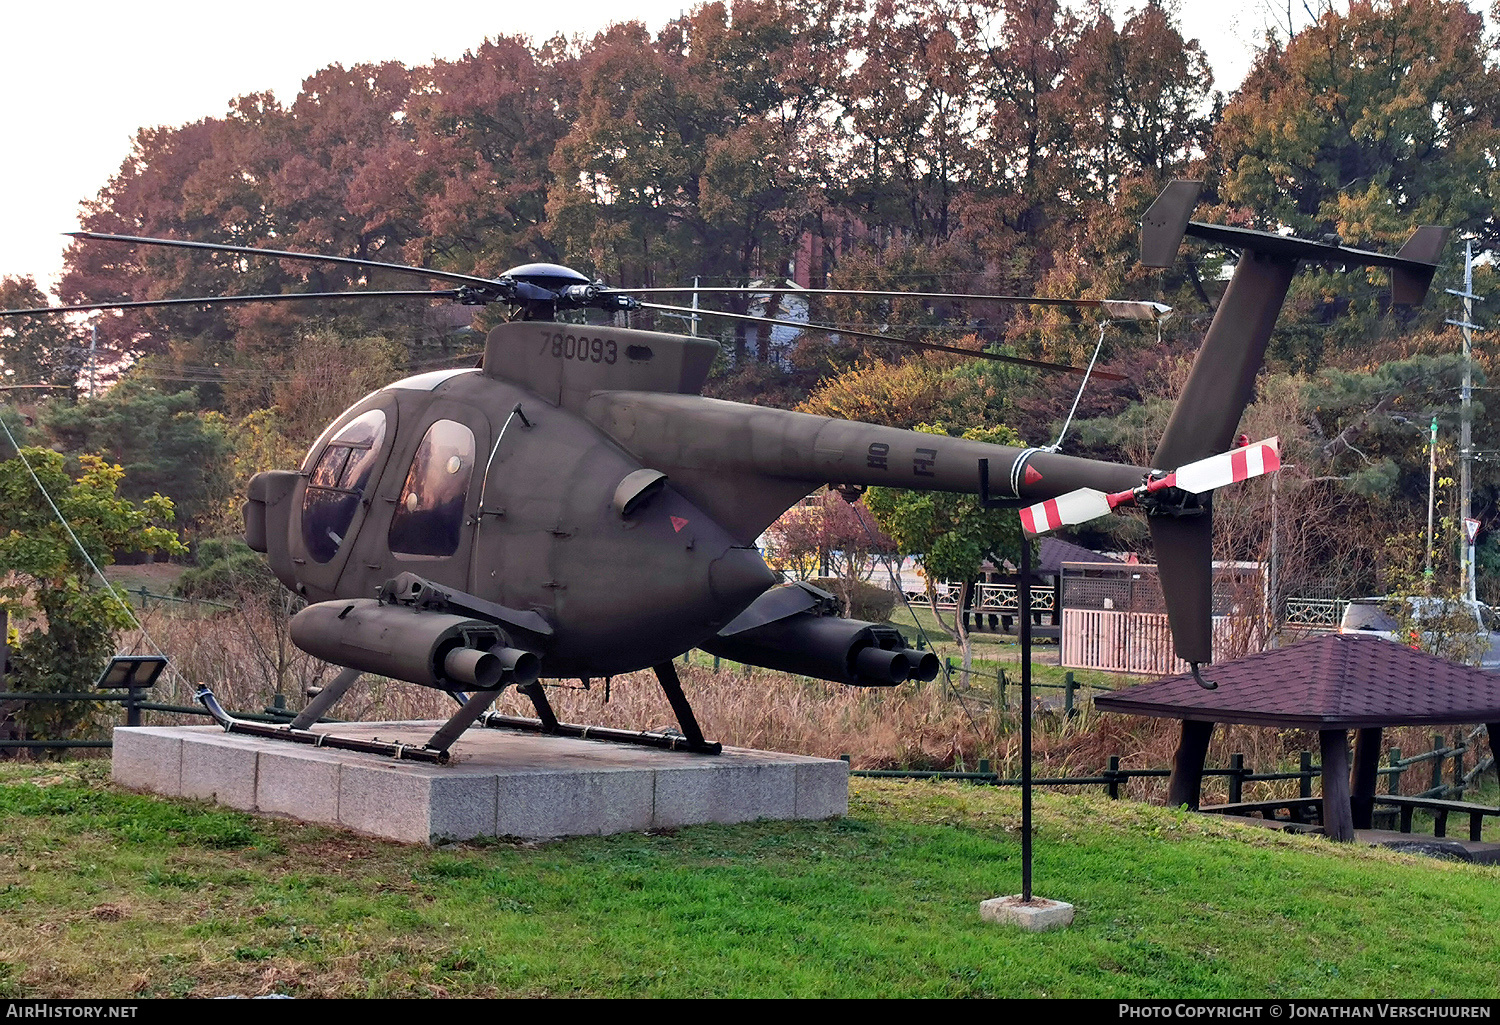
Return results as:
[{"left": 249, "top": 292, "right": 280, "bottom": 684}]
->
[{"left": 388, "top": 419, "right": 477, "bottom": 558}]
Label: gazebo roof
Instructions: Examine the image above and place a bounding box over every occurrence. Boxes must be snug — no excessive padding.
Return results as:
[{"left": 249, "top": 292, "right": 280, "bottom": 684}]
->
[{"left": 1093, "top": 633, "right": 1500, "bottom": 729}]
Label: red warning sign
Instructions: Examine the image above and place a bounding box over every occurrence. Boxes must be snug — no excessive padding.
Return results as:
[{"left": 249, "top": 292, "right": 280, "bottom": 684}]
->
[
  {"left": 1024, "top": 465, "right": 1044, "bottom": 485},
  {"left": 671, "top": 516, "right": 689, "bottom": 533}
]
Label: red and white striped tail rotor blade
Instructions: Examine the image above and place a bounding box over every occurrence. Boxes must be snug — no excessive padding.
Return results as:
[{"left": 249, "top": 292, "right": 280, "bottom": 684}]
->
[
  {"left": 1172, "top": 437, "right": 1281, "bottom": 494},
  {"left": 1018, "top": 489, "right": 1114, "bottom": 536}
]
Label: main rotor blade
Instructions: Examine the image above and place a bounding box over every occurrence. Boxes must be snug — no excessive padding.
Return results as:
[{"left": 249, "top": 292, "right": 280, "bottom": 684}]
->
[
  {"left": 627, "top": 286, "right": 1171, "bottom": 322},
  {"left": 0, "top": 289, "right": 462, "bottom": 318},
  {"left": 637, "top": 301, "right": 1126, "bottom": 380},
  {"left": 67, "top": 231, "right": 500, "bottom": 289}
]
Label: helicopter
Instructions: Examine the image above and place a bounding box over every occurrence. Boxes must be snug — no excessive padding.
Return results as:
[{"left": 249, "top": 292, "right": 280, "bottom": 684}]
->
[{"left": 1, "top": 180, "right": 1447, "bottom": 762}]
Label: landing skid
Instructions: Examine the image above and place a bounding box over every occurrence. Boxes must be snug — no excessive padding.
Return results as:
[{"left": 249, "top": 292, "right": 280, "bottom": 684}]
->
[
  {"left": 195, "top": 683, "right": 500, "bottom": 764},
  {"left": 194, "top": 659, "right": 722, "bottom": 762},
  {"left": 474, "top": 661, "right": 722, "bottom": 755}
]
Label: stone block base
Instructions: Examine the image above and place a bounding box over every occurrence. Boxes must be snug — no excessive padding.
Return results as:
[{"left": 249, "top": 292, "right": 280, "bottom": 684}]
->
[{"left": 111, "top": 721, "right": 847, "bottom": 845}]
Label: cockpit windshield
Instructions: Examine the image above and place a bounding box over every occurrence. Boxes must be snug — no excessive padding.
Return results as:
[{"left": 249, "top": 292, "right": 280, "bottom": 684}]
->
[{"left": 301, "top": 409, "right": 388, "bottom": 563}]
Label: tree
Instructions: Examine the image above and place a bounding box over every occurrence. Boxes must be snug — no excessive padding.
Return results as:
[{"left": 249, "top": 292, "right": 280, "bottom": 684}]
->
[
  {"left": 1216, "top": 0, "right": 1500, "bottom": 249},
  {"left": 829, "top": 0, "right": 984, "bottom": 241},
  {"left": 61, "top": 65, "right": 445, "bottom": 414},
  {"left": 41, "top": 382, "right": 232, "bottom": 537},
  {"left": 405, "top": 36, "right": 578, "bottom": 275},
  {"left": 798, "top": 351, "right": 1022, "bottom": 433},
  {"left": 546, "top": 3, "right": 830, "bottom": 294},
  {"left": 864, "top": 423, "right": 1024, "bottom": 684},
  {"left": 0, "top": 449, "right": 182, "bottom": 749},
  {"left": 763, "top": 489, "right": 896, "bottom": 615},
  {"left": 1058, "top": 3, "right": 1216, "bottom": 209},
  {"left": 0, "top": 277, "right": 79, "bottom": 390}
]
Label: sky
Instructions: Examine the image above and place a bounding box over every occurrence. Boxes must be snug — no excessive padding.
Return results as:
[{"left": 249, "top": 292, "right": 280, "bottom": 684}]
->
[{"left": 0, "top": 2, "right": 1344, "bottom": 295}]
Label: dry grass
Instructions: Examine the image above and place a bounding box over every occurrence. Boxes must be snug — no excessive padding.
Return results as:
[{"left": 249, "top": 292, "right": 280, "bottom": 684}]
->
[{"left": 105, "top": 607, "right": 1497, "bottom": 805}]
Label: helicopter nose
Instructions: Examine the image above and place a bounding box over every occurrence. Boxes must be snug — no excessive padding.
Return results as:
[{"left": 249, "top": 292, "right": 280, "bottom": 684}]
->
[{"left": 709, "top": 546, "right": 777, "bottom": 610}]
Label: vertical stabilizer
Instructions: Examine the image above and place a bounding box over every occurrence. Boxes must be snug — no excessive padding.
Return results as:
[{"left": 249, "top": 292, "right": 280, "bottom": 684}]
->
[
  {"left": 1137, "top": 181, "right": 1448, "bottom": 665},
  {"left": 1391, "top": 226, "right": 1450, "bottom": 305},
  {"left": 1140, "top": 180, "right": 1204, "bottom": 269}
]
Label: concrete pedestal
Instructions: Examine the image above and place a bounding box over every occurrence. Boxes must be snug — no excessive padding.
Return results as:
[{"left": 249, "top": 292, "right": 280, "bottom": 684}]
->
[{"left": 111, "top": 721, "right": 848, "bottom": 845}]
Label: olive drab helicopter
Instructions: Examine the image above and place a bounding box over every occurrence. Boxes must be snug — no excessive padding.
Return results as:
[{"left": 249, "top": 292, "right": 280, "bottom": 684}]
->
[{"left": 1, "top": 180, "right": 1447, "bottom": 762}]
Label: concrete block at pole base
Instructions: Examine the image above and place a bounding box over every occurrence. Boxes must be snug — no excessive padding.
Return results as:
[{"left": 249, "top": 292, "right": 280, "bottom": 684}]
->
[{"left": 979, "top": 895, "right": 1076, "bottom": 931}]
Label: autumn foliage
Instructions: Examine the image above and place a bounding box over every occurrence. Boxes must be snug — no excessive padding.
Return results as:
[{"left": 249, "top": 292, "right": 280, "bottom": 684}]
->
[{"left": 0, "top": 0, "right": 1495, "bottom": 608}]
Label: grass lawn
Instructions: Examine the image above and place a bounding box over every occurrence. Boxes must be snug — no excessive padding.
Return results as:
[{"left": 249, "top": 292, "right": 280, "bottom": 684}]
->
[{"left": 1, "top": 761, "right": 1497, "bottom": 998}]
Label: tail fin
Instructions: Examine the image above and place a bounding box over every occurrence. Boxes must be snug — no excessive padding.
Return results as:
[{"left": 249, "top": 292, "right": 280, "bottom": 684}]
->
[
  {"left": 1137, "top": 182, "right": 1449, "bottom": 665},
  {"left": 1150, "top": 515, "right": 1215, "bottom": 665},
  {"left": 1140, "top": 180, "right": 1204, "bottom": 268},
  {"left": 1391, "top": 226, "right": 1450, "bottom": 305}
]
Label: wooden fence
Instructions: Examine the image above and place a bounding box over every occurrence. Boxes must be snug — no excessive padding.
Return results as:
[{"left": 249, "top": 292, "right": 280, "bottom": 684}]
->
[{"left": 848, "top": 727, "right": 1496, "bottom": 804}]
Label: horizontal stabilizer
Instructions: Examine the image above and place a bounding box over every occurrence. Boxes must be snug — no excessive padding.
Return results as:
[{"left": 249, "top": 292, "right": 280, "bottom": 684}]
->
[
  {"left": 1181, "top": 222, "right": 1448, "bottom": 306},
  {"left": 1138, "top": 182, "right": 1449, "bottom": 307},
  {"left": 1174, "top": 437, "right": 1280, "bottom": 494}
]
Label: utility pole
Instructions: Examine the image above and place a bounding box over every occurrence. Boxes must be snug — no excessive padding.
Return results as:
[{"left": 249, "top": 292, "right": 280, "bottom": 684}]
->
[
  {"left": 87, "top": 321, "right": 97, "bottom": 400},
  {"left": 691, "top": 276, "right": 700, "bottom": 338},
  {"left": 1269, "top": 469, "right": 1280, "bottom": 647},
  {"left": 1425, "top": 414, "right": 1437, "bottom": 591},
  {"left": 1447, "top": 242, "right": 1484, "bottom": 603}
]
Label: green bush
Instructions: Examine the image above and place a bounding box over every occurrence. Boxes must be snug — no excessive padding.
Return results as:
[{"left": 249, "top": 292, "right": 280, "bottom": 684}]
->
[{"left": 808, "top": 577, "right": 897, "bottom": 623}]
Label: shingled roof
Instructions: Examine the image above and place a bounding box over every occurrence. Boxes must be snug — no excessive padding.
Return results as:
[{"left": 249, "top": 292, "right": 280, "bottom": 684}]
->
[
  {"left": 1038, "top": 536, "right": 1119, "bottom": 575},
  {"left": 1093, "top": 633, "right": 1500, "bottom": 729}
]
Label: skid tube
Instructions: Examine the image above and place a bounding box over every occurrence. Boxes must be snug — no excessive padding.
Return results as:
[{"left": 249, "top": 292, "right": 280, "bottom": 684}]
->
[
  {"left": 473, "top": 712, "right": 722, "bottom": 754},
  {"left": 196, "top": 685, "right": 449, "bottom": 763}
]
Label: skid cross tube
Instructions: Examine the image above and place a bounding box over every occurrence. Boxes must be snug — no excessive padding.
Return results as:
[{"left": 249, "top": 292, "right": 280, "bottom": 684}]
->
[
  {"left": 654, "top": 661, "right": 721, "bottom": 754},
  {"left": 478, "top": 665, "right": 722, "bottom": 754}
]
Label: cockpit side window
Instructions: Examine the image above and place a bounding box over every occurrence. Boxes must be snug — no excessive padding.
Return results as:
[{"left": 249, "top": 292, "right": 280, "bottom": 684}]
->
[
  {"left": 302, "top": 409, "right": 387, "bottom": 564},
  {"left": 389, "top": 419, "right": 476, "bottom": 558}
]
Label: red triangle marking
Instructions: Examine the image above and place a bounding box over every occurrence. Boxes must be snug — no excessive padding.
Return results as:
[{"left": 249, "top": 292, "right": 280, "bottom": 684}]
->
[
  {"left": 671, "top": 516, "right": 689, "bottom": 533},
  {"left": 1024, "top": 465, "right": 1043, "bottom": 485}
]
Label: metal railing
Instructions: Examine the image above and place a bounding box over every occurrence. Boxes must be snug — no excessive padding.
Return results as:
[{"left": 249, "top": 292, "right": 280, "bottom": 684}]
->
[
  {"left": 901, "top": 581, "right": 1056, "bottom": 614},
  {"left": 1283, "top": 597, "right": 1349, "bottom": 630},
  {"left": 939, "top": 661, "right": 1110, "bottom": 716},
  {"left": 0, "top": 690, "right": 306, "bottom": 752}
]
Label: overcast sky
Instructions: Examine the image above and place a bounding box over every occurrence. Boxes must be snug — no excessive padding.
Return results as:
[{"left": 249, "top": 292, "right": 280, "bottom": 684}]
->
[{"left": 0, "top": 2, "right": 1356, "bottom": 294}]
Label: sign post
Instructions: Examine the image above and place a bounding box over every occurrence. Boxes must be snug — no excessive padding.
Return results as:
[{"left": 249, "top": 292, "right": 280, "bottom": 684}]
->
[{"left": 977, "top": 459, "right": 1075, "bottom": 931}]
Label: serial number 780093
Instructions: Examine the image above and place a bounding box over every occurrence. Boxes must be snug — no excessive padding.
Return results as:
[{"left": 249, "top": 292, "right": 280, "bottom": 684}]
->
[{"left": 541, "top": 332, "right": 618, "bottom": 365}]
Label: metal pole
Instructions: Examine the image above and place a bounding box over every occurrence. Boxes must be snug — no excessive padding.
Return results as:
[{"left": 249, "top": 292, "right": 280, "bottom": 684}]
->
[
  {"left": 1020, "top": 534, "right": 1033, "bottom": 903},
  {"left": 1426, "top": 415, "right": 1437, "bottom": 590},
  {"left": 1270, "top": 469, "right": 1280, "bottom": 648},
  {"left": 1446, "top": 243, "right": 1482, "bottom": 603},
  {"left": 1462, "top": 243, "right": 1473, "bottom": 602},
  {"left": 87, "top": 322, "right": 97, "bottom": 400},
  {"left": 691, "top": 275, "right": 700, "bottom": 337}
]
